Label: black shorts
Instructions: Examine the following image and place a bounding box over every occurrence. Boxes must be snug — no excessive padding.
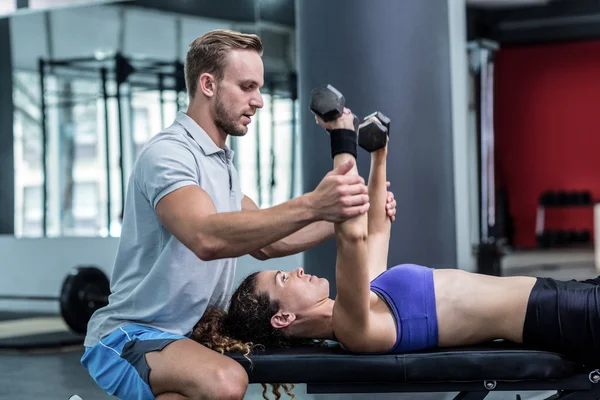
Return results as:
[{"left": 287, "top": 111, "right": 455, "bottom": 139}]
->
[{"left": 523, "top": 276, "right": 600, "bottom": 367}]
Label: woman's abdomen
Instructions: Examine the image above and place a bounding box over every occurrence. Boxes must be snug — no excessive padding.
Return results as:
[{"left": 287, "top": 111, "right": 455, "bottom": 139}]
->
[{"left": 433, "top": 269, "right": 535, "bottom": 347}]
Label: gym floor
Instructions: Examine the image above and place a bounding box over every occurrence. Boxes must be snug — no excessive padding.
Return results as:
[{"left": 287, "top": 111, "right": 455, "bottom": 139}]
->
[{"left": 1, "top": 252, "right": 596, "bottom": 400}]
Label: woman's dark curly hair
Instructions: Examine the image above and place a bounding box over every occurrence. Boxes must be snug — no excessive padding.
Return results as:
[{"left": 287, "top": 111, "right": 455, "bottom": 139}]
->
[{"left": 191, "top": 271, "right": 318, "bottom": 399}]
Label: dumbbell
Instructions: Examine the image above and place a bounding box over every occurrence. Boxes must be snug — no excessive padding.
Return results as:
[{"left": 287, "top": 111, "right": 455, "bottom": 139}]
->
[
  {"left": 0, "top": 266, "right": 109, "bottom": 334},
  {"left": 556, "top": 191, "right": 568, "bottom": 206},
  {"left": 309, "top": 84, "right": 359, "bottom": 131},
  {"left": 539, "top": 191, "right": 557, "bottom": 207},
  {"left": 358, "top": 111, "right": 391, "bottom": 152}
]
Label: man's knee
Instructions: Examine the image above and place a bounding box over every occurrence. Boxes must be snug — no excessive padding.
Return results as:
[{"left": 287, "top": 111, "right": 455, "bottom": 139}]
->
[
  {"left": 219, "top": 362, "right": 248, "bottom": 400},
  {"left": 197, "top": 360, "right": 248, "bottom": 400}
]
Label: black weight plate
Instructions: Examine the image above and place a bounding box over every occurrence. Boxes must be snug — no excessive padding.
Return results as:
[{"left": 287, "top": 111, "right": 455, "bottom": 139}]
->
[{"left": 60, "top": 266, "right": 109, "bottom": 334}]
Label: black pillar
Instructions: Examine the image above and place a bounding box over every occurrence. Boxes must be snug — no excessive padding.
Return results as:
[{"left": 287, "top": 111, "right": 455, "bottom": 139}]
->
[
  {"left": 0, "top": 18, "right": 14, "bottom": 234},
  {"left": 297, "top": 0, "right": 457, "bottom": 296}
]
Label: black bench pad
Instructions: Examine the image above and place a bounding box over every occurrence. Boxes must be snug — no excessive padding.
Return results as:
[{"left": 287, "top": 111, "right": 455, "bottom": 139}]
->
[{"left": 227, "top": 341, "right": 581, "bottom": 384}]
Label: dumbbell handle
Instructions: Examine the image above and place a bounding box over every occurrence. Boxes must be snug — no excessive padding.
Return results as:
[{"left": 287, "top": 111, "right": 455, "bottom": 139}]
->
[
  {"left": 364, "top": 111, "right": 391, "bottom": 131},
  {"left": 0, "top": 287, "right": 108, "bottom": 304},
  {"left": 0, "top": 292, "right": 108, "bottom": 303}
]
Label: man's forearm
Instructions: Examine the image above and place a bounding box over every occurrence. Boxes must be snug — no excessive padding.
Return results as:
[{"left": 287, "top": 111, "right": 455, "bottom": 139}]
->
[
  {"left": 261, "top": 221, "right": 335, "bottom": 259},
  {"left": 193, "top": 195, "right": 317, "bottom": 260}
]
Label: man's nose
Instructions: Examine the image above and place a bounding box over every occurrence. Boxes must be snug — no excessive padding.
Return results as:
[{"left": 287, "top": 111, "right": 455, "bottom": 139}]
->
[
  {"left": 251, "top": 92, "right": 264, "bottom": 109},
  {"left": 296, "top": 267, "right": 304, "bottom": 277}
]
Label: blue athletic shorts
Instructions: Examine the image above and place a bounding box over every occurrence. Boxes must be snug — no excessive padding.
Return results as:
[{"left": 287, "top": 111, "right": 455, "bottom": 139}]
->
[{"left": 80, "top": 324, "right": 187, "bottom": 400}]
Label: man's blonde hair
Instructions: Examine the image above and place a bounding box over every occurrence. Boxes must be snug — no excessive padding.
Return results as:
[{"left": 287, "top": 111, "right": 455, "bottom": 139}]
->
[{"left": 184, "top": 29, "right": 263, "bottom": 99}]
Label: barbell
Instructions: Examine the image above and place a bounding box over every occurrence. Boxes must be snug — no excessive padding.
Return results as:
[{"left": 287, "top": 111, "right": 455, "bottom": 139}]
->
[{"left": 0, "top": 266, "right": 110, "bottom": 334}]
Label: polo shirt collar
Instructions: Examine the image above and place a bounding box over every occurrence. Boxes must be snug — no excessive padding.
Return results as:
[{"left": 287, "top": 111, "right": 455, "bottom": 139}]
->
[{"left": 175, "top": 111, "right": 225, "bottom": 156}]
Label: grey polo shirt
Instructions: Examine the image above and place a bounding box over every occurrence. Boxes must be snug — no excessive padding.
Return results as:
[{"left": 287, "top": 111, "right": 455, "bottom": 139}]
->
[{"left": 84, "top": 112, "right": 242, "bottom": 347}]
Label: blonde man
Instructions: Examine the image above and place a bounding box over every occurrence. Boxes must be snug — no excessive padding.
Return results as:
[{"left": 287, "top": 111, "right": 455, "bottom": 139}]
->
[{"left": 81, "top": 29, "right": 396, "bottom": 400}]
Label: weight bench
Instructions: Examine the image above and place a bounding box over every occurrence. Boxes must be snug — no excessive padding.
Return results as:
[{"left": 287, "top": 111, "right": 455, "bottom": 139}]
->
[{"left": 227, "top": 340, "right": 600, "bottom": 399}]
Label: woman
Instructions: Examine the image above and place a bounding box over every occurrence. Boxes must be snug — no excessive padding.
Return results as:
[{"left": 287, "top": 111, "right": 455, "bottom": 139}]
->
[{"left": 192, "top": 108, "right": 600, "bottom": 371}]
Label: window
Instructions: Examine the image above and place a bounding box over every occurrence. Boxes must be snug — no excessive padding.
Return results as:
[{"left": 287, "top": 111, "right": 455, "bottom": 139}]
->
[
  {"left": 0, "top": 1, "right": 16, "bottom": 16},
  {"left": 236, "top": 93, "right": 300, "bottom": 208},
  {"left": 72, "top": 182, "right": 100, "bottom": 236},
  {"left": 21, "top": 185, "right": 43, "bottom": 237},
  {"left": 13, "top": 67, "right": 300, "bottom": 238},
  {"left": 73, "top": 101, "right": 99, "bottom": 160},
  {"left": 73, "top": 182, "right": 99, "bottom": 217},
  {"left": 16, "top": 110, "right": 43, "bottom": 168},
  {"left": 132, "top": 106, "right": 151, "bottom": 159},
  {"left": 13, "top": 71, "right": 44, "bottom": 238},
  {"left": 13, "top": 72, "right": 43, "bottom": 169}
]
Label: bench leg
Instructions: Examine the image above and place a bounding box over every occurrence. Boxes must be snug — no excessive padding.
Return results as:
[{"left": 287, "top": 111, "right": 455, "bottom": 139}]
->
[
  {"left": 453, "top": 392, "right": 489, "bottom": 400},
  {"left": 542, "top": 388, "right": 600, "bottom": 400}
]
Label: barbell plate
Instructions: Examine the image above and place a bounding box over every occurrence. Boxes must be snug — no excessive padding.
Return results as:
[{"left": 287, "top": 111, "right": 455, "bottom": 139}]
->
[{"left": 60, "top": 266, "right": 109, "bottom": 334}]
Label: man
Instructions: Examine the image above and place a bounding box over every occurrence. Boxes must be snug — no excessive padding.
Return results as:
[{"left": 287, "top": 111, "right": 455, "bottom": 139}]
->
[{"left": 81, "top": 30, "right": 396, "bottom": 400}]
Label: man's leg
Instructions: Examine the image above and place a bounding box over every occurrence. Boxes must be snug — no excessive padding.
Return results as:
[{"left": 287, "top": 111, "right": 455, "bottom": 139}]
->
[
  {"left": 82, "top": 325, "right": 248, "bottom": 400},
  {"left": 146, "top": 338, "right": 248, "bottom": 400}
]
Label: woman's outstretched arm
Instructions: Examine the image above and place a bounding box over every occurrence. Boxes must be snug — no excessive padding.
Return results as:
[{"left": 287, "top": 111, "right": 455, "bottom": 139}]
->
[
  {"left": 365, "top": 115, "right": 391, "bottom": 281},
  {"left": 315, "top": 108, "right": 373, "bottom": 351}
]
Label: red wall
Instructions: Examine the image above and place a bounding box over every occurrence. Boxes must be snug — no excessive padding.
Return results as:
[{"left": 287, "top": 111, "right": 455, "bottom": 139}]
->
[{"left": 494, "top": 40, "right": 600, "bottom": 248}]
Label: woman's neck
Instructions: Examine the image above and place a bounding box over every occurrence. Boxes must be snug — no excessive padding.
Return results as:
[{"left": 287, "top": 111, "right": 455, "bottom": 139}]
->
[{"left": 290, "top": 298, "right": 335, "bottom": 341}]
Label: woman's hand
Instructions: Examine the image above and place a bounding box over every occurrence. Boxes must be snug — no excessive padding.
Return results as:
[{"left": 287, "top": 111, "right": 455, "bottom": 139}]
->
[{"left": 315, "top": 107, "right": 356, "bottom": 132}]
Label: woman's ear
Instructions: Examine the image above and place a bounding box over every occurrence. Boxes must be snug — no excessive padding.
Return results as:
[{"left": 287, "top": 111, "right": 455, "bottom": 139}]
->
[
  {"left": 199, "top": 73, "right": 216, "bottom": 98},
  {"left": 271, "top": 311, "right": 296, "bottom": 329}
]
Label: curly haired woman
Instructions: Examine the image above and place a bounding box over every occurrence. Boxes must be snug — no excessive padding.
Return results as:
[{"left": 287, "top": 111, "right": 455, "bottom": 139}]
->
[{"left": 193, "top": 107, "right": 600, "bottom": 381}]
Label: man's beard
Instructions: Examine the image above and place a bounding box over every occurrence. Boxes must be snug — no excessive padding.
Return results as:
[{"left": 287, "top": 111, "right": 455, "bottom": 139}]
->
[{"left": 214, "top": 94, "right": 247, "bottom": 137}]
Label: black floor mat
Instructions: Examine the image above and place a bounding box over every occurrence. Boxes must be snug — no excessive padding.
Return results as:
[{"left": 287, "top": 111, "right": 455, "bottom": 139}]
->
[{"left": 0, "top": 313, "right": 84, "bottom": 350}]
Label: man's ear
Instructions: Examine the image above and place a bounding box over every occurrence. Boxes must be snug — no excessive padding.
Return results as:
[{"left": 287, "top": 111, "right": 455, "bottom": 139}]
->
[
  {"left": 271, "top": 311, "right": 296, "bottom": 329},
  {"left": 199, "top": 73, "right": 216, "bottom": 98}
]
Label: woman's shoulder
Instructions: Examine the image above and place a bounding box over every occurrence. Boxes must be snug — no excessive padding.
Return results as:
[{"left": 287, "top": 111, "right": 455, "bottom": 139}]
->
[{"left": 331, "top": 291, "right": 397, "bottom": 353}]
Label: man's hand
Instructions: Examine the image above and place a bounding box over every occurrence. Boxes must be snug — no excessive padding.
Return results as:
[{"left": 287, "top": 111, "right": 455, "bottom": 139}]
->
[
  {"left": 386, "top": 182, "right": 397, "bottom": 222},
  {"left": 308, "top": 160, "right": 369, "bottom": 223}
]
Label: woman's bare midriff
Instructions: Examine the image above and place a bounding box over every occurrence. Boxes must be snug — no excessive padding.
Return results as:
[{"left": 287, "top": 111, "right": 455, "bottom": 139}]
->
[{"left": 433, "top": 269, "right": 537, "bottom": 347}]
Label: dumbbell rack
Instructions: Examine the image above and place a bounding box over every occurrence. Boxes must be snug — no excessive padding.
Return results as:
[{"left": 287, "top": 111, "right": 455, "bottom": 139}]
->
[{"left": 535, "top": 191, "right": 594, "bottom": 249}]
